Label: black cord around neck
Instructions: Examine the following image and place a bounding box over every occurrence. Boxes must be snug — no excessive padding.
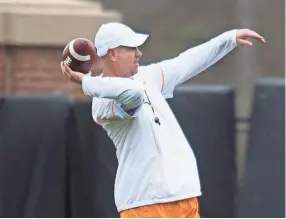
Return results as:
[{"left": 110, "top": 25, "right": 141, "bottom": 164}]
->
[{"left": 144, "top": 90, "right": 161, "bottom": 125}]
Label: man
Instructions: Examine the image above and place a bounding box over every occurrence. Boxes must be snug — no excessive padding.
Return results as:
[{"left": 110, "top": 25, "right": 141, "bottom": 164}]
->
[{"left": 61, "top": 22, "right": 265, "bottom": 218}]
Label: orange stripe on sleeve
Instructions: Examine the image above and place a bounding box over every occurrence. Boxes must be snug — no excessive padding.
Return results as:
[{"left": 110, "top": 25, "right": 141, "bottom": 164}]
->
[
  {"left": 157, "top": 65, "right": 165, "bottom": 92},
  {"left": 112, "top": 100, "right": 115, "bottom": 116}
]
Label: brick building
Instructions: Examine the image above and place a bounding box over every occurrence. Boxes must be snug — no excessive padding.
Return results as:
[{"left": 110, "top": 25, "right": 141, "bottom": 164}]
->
[{"left": 0, "top": 0, "right": 121, "bottom": 99}]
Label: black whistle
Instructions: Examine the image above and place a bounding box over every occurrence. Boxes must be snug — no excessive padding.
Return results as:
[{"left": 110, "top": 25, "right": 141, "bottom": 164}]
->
[{"left": 154, "top": 117, "right": 161, "bottom": 125}]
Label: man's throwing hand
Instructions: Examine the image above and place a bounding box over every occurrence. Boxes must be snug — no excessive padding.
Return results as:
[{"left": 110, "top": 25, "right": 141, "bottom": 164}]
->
[
  {"left": 60, "top": 62, "right": 85, "bottom": 85},
  {"left": 236, "top": 29, "right": 266, "bottom": 46}
]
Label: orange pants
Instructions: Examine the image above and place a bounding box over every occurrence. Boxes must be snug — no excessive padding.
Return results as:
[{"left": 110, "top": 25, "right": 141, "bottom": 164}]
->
[{"left": 120, "top": 197, "right": 200, "bottom": 218}]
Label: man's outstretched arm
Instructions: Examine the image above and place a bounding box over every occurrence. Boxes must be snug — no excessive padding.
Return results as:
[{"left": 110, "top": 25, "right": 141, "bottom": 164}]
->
[{"left": 155, "top": 29, "right": 265, "bottom": 98}]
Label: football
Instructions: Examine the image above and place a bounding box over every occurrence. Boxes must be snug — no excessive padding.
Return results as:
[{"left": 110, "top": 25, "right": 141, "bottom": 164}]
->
[{"left": 62, "top": 38, "right": 97, "bottom": 74}]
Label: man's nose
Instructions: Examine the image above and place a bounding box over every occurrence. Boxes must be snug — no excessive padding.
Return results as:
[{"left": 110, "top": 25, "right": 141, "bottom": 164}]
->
[{"left": 136, "top": 48, "right": 142, "bottom": 58}]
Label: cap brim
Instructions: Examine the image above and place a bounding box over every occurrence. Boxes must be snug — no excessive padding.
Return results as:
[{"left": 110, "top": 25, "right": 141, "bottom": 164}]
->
[{"left": 121, "top": 33, "right": 149, "bottom": 48}]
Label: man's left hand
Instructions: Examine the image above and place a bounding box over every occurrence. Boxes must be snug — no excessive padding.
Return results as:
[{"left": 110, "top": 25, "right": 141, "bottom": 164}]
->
[{"left": 236, "top": 29, "right": 266, "bottom": 46}]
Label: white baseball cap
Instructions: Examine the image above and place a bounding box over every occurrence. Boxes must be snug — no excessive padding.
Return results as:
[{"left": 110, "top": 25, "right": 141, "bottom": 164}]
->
[{"left": 94, "top": 22, "right": 149, "bottom": 57}]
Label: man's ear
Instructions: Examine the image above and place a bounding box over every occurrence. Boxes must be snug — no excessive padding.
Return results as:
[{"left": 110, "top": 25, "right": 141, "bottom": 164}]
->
[{"left": 107, "top": 48, "right": 117, "bottom": 62}]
